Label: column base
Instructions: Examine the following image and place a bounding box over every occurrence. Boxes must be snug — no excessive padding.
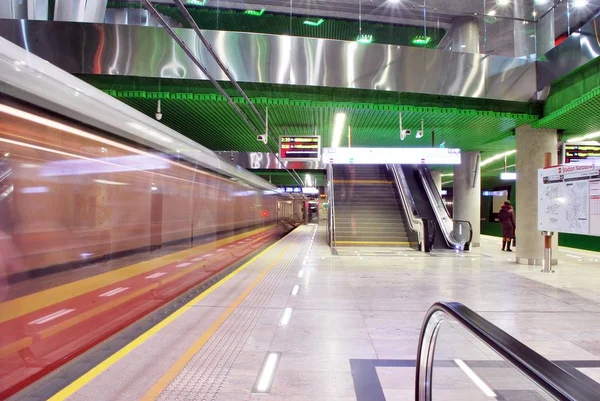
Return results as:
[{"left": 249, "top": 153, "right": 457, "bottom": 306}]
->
[{"left": 516, "top": 257, "right": 558, "bottom": 266}]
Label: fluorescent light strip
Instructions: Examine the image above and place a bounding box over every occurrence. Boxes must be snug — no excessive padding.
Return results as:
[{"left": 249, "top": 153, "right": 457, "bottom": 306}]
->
[
  {"left": 291, "top": 285, "right": 300, "bottom": 296},
  {"left": 298, "top": 270, "right": 304, "bottom": 278},
  {"left": 253, "top": 352, "right": 280, "bottom": 393},
  {"left": 280, "top": 307, "right": 293, "bottom": 325},
  {"left": 29, "top": 309, "right": 75, "bottom": 325},
  {"left": 331, "top": 113, "right": 347, "bottom": 148},
  {"left": 454, "top": 359, "right": 496, "bottom": 397},
  {"left": 481, "top": 150, "right": 516, "bottom": 167}
]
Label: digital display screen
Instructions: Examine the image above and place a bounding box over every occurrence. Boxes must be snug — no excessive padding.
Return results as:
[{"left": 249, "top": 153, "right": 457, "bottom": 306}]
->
[
  {"left": 279, "top": 136, "right": 321, "bottom": 160},
  {"left": 564, "top": 143, "right": 600, "bottom": 164}
]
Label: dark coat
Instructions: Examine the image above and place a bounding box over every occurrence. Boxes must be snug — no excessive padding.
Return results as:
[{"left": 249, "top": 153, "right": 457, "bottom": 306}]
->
[{"left": 498, "top": 204, "right": 516, "bottom": 238}]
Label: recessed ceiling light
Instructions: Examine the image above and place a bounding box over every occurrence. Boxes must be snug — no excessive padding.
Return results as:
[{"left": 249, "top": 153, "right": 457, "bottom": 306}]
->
[
  {"left": 496, "top": 0, "right": 510, "bottom": 5},
  {"left": 572, "top": 0, "right": 588, "bottom": 7},
  {"left": 488, "top": 10, "right": 497, "bottom": 16}
]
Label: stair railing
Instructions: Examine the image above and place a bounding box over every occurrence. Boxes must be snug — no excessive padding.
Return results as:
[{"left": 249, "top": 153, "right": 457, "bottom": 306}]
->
[{"left": 388, "top": 164, "right": 430, "bottom": 252}]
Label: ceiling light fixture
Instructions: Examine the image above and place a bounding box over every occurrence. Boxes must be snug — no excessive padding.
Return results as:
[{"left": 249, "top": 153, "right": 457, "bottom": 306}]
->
[
  {"left": 331, "top": 113, "right": 347, "bottom": 148},
  {"left": 496, "top": 0, "right": 510, "bottom": 5},
  {"left": 356, "top": 34, "right": 374, "bottom": 44},
  {"left": 567, "top": 131, "right": 600, "bottom": 143},
  {"left": 412, "top": 35, "right": 432, "bottom": 45},
  {"left": 488, "top": 10, "right": 497, "bottom": 16},
  {"left": 572, "top": 0, "right": 588, "bottom": 7}
]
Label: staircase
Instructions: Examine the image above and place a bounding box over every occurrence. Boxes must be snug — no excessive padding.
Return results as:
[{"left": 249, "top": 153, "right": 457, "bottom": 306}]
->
[{"left": 332, "top": 165, "right": 416, "bottom": 247}]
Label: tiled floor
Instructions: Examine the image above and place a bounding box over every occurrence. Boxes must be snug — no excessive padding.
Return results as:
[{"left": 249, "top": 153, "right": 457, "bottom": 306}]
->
[{"left": 50, "top": 225, "right": 600, "bottom": 401}]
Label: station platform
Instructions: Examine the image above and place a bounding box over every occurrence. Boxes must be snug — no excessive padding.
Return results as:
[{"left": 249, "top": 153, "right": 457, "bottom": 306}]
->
[{"left": 13, "top": 225, "right": 600, "bottom": 401}]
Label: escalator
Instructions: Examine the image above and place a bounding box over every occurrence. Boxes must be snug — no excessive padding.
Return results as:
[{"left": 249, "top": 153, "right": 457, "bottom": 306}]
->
[
  {"left": 417, "top": 302, "right": 600, "bottom": 400},
  {"left": 395, "top": 164, "right": 472, "bottom": 251}
]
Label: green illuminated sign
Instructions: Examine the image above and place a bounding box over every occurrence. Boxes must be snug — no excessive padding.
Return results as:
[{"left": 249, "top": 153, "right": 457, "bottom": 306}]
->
[
  {"left": 303, "top": 19, "right": 325, "bottom": 27},
  {"left": 244, "top": 8, "right": 266, "bottom": 16}
]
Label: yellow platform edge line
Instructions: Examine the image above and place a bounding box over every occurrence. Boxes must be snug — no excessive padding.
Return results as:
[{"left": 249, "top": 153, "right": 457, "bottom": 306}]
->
[
  {"left": 0, "top": 225, "right": 275, "bottom": 323},
  {"left": 47, "top": 227, "right": 297, "bottom": 401},
  {"left": 142, "top": 242, "right": 293, "bottom": 400}
]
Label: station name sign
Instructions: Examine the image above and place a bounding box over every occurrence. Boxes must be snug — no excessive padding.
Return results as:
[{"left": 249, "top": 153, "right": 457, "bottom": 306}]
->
[
  {"left": 322, "top": 147, "right": 461, "bottom": 165},
  {"left": 279, "top": 136, "right": 321, "bottom": 161}
]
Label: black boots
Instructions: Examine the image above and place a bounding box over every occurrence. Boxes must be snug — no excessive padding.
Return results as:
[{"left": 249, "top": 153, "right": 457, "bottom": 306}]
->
[
  {"left": 502, "top": 240, "right": 506, "bottom": 251},
  {"left": 502, "top": 240, "right": 513, "bottom": 252}
]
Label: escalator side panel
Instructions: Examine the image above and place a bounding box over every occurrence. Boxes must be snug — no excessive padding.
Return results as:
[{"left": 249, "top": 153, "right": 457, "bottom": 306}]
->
[{"left": 400, "top": 165, "right": 448, "bottom": 249}]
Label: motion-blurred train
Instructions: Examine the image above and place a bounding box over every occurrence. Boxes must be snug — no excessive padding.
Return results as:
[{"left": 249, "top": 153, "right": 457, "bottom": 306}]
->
[{"left": 0, "top": 36, "right": 296, "bottom": 280}]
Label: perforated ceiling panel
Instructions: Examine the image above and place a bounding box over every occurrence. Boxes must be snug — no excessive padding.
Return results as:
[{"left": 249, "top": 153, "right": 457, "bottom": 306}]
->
[{"left": 110, "top": 90, "right": 537, "bottom": 153}]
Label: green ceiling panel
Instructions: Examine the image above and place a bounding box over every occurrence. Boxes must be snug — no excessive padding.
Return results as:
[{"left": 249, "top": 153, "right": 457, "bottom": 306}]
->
[
  {"left": 532, "top": 85, "right": 600, "bottom": 137},
  {"left": 109, "top": 88, "right": 536, "bottom": 153},
  {"left": 107, "top": 2, "right": 445, "bottom": 48},
  {"left": 533, "top": 56, "right": 600, "bottom": 138}
]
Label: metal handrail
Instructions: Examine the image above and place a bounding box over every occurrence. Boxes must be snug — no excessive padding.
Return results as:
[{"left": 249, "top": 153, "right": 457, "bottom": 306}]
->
[
  {"left": 416, "top": 166, "right": 471, "bottom": 250},
  {"left": 416, "top": 302, "right": 600, "bottom": 401},
  {"left": 388, "top": 165, "right": 428, "bottom": 252}
]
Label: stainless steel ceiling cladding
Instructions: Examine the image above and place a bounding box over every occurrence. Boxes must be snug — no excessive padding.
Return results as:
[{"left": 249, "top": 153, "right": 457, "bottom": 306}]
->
[{"left": 0, "top": 20, "right": 537, "bottom": 102}]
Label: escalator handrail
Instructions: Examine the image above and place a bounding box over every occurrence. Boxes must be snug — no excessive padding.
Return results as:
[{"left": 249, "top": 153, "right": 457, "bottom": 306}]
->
[
  {"left": 416, "top": 302, "right": 600, "bottom": 401},
  {"left": 454, "top": 219, "right": 473, "bottom": 244},
  {"left": 416, "top": 166, "right": 470, "bottom": 249},
  {"left": 388, "top": 164, "right": 427, "bottom": 251}
]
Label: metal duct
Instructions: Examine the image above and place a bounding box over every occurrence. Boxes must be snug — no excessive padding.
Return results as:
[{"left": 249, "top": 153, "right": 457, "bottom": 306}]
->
[{"left": 0, "top": 20, "right": 537, "bottom": 102}]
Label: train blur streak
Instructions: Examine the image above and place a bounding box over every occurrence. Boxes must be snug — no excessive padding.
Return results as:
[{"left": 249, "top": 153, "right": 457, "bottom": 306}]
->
[{"left": 0, "top": 98, "right": 290, "bottom": 399}]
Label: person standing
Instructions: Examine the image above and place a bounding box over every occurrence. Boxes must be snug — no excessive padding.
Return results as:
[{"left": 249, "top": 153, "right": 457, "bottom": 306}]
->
[{"left": 498, "top": 200, "right": 516, "bottom": 252}]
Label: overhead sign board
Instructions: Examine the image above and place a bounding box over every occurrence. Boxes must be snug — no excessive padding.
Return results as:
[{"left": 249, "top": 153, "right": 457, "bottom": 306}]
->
[
  {"left": 538, "top": 163, "right": 600, "bottom": 236},
  {"left": 563, "top": 142, "right": 600, "bottom": 164},
  {"left": 322, "top": 147, "right": 461, "bottom": 165},
  {"left": 279, "top": 136, "right": 321, "bottom": 161}
]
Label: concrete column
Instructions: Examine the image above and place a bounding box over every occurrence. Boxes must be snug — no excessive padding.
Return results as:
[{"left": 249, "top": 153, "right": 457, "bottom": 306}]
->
[
  {"left": 451, "top": 16, "right": 480, "bottom": 53},
  {"left": 515, "top": 125, "right": 559, "bottom": 265},
  {"left": 453, "top": 151, "right": 481, "bottom": 247},
  {"left": 431, "top": 170, "right": 443, "bottom": 194}
]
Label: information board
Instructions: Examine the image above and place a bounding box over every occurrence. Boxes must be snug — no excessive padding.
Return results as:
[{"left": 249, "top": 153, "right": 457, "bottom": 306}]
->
[
  {"left": 563, "top": 143, "right": 600, "bottom": 164},
  {"left": 538, "top": 163, "right": 600, "bottom": 236},
  {"left": 279, "top": 136, "right": 321, "bottom": 161}
]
